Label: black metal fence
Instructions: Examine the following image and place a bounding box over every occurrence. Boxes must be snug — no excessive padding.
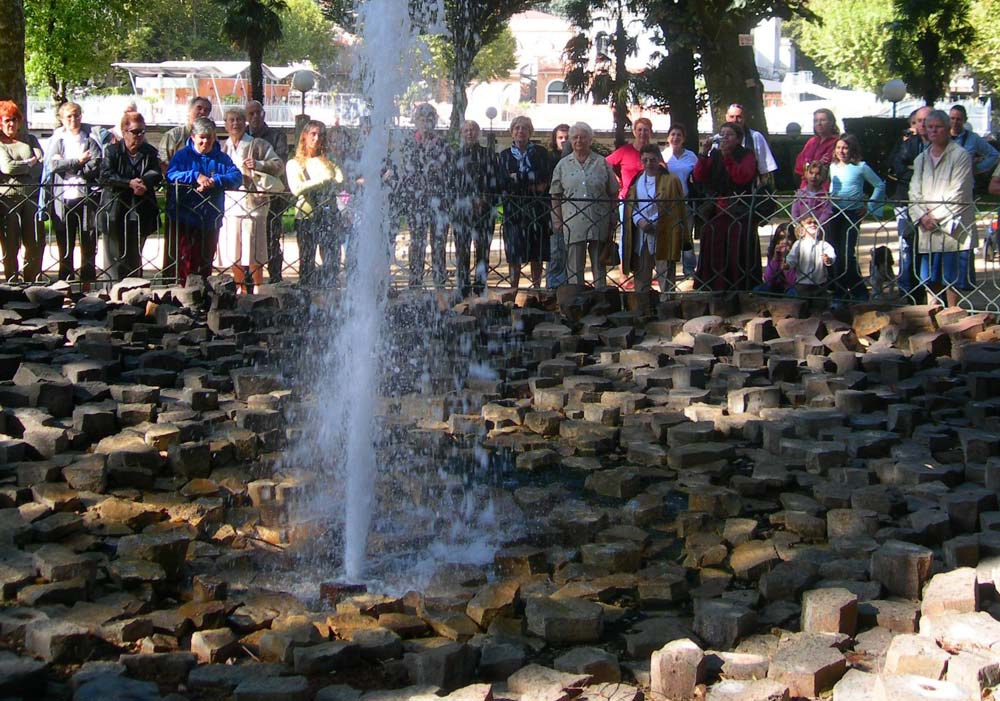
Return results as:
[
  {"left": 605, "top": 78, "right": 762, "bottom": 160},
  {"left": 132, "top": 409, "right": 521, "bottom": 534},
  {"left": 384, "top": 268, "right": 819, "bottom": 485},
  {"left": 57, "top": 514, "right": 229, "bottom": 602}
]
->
[{"left": 3, "top": 181, "right": 999, "bottom": 312}]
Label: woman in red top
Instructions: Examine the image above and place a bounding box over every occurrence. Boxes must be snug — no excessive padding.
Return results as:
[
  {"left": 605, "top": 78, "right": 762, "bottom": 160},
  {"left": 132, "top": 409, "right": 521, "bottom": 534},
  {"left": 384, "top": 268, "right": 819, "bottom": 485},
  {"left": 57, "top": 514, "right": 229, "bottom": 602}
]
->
[
  {"left": 606, "top": 118, "right": 653, "bottom": 277},
  {"left": 693, "top": 122, "right": 760, "bottom": 291},
  {"left": 793, "top": 108, "right": 839, "bottom": 188}
]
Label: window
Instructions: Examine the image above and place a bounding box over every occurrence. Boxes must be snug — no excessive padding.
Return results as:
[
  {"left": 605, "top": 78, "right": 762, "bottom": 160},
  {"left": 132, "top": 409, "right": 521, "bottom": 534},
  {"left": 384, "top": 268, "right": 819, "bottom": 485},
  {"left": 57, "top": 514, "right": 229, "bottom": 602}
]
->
[
  {"left": 595, "top": 31, "right": 611, "bottom": 58},
  {"left": 546, "top": 80, "right": 570, "bottom": 105}
]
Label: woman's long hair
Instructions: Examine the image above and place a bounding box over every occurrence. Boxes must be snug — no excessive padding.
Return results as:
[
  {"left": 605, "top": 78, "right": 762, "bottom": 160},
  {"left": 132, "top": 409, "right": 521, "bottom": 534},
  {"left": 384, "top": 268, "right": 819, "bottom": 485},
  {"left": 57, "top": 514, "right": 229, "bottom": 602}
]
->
[{"left": 295, "top": 120, "right": 328, "bottom": 165}]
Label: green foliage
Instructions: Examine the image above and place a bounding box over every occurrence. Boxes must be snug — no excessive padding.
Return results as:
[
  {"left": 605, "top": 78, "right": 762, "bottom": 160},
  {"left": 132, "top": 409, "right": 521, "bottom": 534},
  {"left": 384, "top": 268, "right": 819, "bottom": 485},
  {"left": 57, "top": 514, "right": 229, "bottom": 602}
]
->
[
  {"left": 217, "top": 0, "right": 287, "bottom": 102},
  {"left": 784, "top": 0, "right": 894, "bottom": 92},
  {"left": 427, "top": 26, "right": 516, "bottom": 84},
  {"left": 967, "top": 0, "right": 1000, "bottom": 94},
  {"left": 432, "top": 0, "right": 538, "bottom": 132},
  {"left": 885, "top": 0, "right": 975, "bottom": 104},
  {"left": 117, "top": 0, "right": 231, "bottom": 63},
  {"left": 218, "top": 0, "right": 286, "bottom": 54},
  {"left": 561, "top": 0, "right": 641, "bottom": 143},
  {"left": 270, "top": 0, "right": 339, "bottom": 71},
  {"left": 25, "top": 0, "right": 135, "bottom": 100}
]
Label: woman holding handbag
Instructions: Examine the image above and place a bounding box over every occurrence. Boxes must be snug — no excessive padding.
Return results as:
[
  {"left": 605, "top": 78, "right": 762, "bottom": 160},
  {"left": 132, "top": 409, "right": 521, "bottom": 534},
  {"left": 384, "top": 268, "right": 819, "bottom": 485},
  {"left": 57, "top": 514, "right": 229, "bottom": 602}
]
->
[
  {"left": 549, "top": 121, "right": 618, "bottom": 289},
  {"left": 220, "top": 106, "right": 282, "bottom": 292}
]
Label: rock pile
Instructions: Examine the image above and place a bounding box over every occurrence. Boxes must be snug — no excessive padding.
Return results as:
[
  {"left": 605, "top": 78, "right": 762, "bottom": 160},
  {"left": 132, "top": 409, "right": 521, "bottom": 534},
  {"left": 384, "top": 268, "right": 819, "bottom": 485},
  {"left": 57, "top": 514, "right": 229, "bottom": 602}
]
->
[{"left": 0, "top": 280, "right": 999, "bottom": 701}]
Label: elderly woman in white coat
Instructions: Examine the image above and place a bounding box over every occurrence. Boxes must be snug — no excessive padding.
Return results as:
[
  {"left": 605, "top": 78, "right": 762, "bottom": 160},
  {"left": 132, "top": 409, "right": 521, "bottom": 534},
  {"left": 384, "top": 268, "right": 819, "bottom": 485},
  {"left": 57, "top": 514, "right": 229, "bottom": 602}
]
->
[
  {"left": 908, "top": 109, "right": 976, "bottom": 308},
  {"left": 549, "top": 122, "right": 619, "bottom": 288},
  {"left": 220, "top": 106, "right": 282, "bottom": 292}
]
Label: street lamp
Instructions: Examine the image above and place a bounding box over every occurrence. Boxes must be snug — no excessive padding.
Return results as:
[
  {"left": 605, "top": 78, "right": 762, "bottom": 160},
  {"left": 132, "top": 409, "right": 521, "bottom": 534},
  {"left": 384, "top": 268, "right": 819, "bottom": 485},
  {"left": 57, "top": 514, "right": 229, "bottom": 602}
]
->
[
  {"left": 292, "top": 70, "right": 315, "bottom": 118},
  {"left": 882, "top": 79, "right": 907, "bottom": 119},
  {"left": 485, "top": 106, "right": 497, "bottom": 151}
]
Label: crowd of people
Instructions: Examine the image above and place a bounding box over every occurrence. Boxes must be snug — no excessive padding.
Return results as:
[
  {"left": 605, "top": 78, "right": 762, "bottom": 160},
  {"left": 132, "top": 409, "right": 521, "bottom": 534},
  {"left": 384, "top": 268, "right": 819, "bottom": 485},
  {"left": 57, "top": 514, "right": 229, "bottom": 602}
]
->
[{"left": 0, "top": 95, "right": 996, "bottom": 306}]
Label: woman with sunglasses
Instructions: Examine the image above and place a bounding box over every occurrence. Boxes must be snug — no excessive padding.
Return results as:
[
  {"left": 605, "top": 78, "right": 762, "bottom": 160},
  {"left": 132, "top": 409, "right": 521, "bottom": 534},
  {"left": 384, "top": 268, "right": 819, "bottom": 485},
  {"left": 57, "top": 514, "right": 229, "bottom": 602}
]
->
[{"left": 98, "top": 113, "right": 162, "bottom": 280}]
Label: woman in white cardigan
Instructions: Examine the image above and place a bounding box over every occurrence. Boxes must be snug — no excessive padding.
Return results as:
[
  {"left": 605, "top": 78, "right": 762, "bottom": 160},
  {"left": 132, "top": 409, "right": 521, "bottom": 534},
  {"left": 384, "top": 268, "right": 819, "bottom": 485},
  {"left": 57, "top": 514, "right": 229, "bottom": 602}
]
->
[{"left": 220, "top": 106, "right": 281, "bottom": 292}]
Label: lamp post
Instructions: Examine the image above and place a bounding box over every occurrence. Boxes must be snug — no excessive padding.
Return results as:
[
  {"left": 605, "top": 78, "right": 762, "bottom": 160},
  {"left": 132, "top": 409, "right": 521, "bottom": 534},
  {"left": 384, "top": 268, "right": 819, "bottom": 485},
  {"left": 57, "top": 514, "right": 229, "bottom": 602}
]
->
[
  {"left": 292, "top": 70, "right": 316, "bottom": 138},
  {"left": 292, "top": 70, "right": 315, "bottom": 118},
  {"left": 485, "top": 106, "right": 497, "bottom": 152},
  {"left": 882, "top": 79, "right": 907, "bottom": 119}
]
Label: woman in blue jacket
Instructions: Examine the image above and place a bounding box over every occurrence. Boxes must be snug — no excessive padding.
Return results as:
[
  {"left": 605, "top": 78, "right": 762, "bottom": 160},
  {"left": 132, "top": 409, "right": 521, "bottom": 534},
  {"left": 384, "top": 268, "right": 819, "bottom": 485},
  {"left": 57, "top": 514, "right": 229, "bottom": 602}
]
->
[{"left": 166, "top": 117, "right": 242, "bottom": 284}]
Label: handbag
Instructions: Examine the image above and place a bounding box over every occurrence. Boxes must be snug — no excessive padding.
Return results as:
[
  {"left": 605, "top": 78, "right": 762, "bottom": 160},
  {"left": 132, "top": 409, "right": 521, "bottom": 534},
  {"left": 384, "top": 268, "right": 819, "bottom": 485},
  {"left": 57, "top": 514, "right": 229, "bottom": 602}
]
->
[
  {"left": 251, "top": 171, "right": 285, "bottom": 193},
  {"left": 600, "top": 237, "right": 621, "bottom": 267},
  {"left": 750, "top": 177, "right": 777, "bottom": 223}
]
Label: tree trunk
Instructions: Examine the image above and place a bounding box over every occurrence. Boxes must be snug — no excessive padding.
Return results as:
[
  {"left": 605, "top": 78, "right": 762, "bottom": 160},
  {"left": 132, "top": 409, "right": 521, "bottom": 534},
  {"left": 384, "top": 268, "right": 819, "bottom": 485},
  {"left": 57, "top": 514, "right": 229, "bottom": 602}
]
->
[
  {"left": 1, "top": 0, "right": 28, "bottom": 118},
  {"left": 700, "top": 25, "right": 768, "bottom": 135},
  {"left": 0, "top": 0, "right": 27, "bottom": 118},
  {"left": 449, "top": 32, "right": 476, "bottom": 135},
  {"left": 249, "top": 46, "right": 264, "bottom": 104},
  {"left": 612, "top": 14, "right": 629, "bottom": 147},
  {"left": 659, "top": 46, "right": 699, "bottom": 151}
]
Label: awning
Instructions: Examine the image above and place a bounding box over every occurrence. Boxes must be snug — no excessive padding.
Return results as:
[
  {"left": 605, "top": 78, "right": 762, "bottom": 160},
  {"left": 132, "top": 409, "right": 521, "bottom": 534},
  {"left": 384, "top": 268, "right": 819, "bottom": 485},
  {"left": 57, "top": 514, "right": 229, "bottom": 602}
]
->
[{"left": 112, "top": 61, "right": 321, "bottom": 82}]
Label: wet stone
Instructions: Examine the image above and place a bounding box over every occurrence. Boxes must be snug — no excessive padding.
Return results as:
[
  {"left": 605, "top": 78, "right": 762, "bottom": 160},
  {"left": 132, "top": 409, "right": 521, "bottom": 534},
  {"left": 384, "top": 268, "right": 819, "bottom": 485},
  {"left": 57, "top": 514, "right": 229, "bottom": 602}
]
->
[{"left": 525, "top": 596, "right": 604, "bottom": 643}]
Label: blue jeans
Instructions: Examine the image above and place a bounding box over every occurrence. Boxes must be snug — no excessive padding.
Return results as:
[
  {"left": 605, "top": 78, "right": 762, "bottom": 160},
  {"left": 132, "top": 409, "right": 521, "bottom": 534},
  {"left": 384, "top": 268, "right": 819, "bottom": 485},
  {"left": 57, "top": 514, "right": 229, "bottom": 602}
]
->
[
  {"left": 896, "top": 209, "right": 916, "bottom": 295},
  {"left": 827, "top": 207, "right": 869, "bottom": 302}
]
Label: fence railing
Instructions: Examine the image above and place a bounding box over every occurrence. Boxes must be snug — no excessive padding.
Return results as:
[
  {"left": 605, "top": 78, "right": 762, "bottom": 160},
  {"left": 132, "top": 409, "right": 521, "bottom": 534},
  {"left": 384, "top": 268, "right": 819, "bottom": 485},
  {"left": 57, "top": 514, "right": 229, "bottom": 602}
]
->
[{"left": 2, "top": 181, "right": 998, "bottom": 311}]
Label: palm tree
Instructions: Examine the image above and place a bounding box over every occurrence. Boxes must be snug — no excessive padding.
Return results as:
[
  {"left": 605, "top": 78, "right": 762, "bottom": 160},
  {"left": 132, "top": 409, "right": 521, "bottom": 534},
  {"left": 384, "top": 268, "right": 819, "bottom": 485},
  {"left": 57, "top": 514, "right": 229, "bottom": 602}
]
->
[{"left": 218, "top": 0, "right": 287, "bottom": 104}]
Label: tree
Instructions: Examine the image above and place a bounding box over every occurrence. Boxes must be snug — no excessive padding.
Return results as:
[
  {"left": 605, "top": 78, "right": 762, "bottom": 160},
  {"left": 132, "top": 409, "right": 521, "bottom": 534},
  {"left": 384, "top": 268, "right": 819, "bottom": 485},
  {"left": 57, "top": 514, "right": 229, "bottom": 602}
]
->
[
  {"left": 785, "top": 0, "right": 894, "bottom": 92},
  {"left": 639, "top": 0, "right": 703, "bottom": 150},
  {"left": 966, "top": 0, "right": 1000, "bottom": 95},
  {"left": 0, "top": 0, "right": 27, "bottom": 116},
  {"left": 217, "top": 0, "right": 287, "bottom": 103},
  {"left": 562, "top": 0, "right": 639, "bottom": 146},
  {"left": 885, "top": 0, "right": 974, "bottom": 105},
  {"left": 270, "top": 0, "right": 339, "bottom": 73},
  {"left": 24, "top": 0, "right": 132, "bottom": 103},
  {"left": 118, "top": 0, "right": 233, "bottom": 63},
  {"left": 427, "top": 25, "right": 517, "bottom": 85},
  {"left": 435, "top": 0, "right": 538, "bottom": 133},
  {"left": 693, "top": 0, "right": 812, "bottom": 133}
]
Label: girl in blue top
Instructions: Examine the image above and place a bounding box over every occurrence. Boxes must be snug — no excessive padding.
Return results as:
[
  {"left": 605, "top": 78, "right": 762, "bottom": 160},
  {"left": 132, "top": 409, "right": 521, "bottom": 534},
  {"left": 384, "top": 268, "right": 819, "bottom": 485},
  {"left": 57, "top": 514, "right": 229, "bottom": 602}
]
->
[{"left": 826, "top": 134, "right": 885, "bottom": 304}]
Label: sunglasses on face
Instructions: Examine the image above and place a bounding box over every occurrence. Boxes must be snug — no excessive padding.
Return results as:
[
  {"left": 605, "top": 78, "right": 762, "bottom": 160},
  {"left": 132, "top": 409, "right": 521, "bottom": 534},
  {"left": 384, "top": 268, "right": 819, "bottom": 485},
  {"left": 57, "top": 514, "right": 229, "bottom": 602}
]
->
[{"left": 127, "top": 128, "right": 146, "bottom": 136}]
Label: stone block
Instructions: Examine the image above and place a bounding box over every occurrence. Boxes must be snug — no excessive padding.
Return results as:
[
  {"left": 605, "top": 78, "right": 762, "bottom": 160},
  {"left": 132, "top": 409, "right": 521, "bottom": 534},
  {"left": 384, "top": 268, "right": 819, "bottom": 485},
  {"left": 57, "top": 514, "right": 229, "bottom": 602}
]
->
[
  {"left": 707, "top": 679, "right": 789, "bottom": 701},
  {"left": 871, "top": 674, "right": 969, "bottom": 701},
  {"left": 945, "top": 650, "right": 1000, "bottom": 698},
  {"left": 650, "top": 638, "right": 705, "bottom": 701},
  {"left": 402, "top": 641, "right": 478, "bottom": 692},
  {"left": 767, "top": 636, "right": 846, "bottom": 698},
  {"left": 524, "top": 596, "right": 603, "bottom": 643},
  {"left": 870, "top": 540, "right": 934, "bottom": 600},
  {"left": 466, "top": 580, "right": 519, "bottom": 629},
  {"left": 694, "top": 600, "right": 756, "bottom": 650},
  {"left": 920, "top": 612, "right": 1000, "bottom": 654},
  {"left": 24, "top": 620, "right": 96, "bottom": 664},
  {"left": 553, "top": 646, "right": 620, "bottom": 684},
  {"left": 921, "top": 568, "right": 978, "bottom": 618},
  {"left": 233, "top": 675, "right": 309, "bottom": 701},
  {"left": 293, "top": 641, "right": 360, "bottom": 674},
  {"left": 190, "top": 628, "right": 238, "bottom": 664},
  {"left": 883, "top": 634, "right": 949, "bottom": 678},
  {"left": 801, "top": 588, "right": 858, "bottom": 636}
]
